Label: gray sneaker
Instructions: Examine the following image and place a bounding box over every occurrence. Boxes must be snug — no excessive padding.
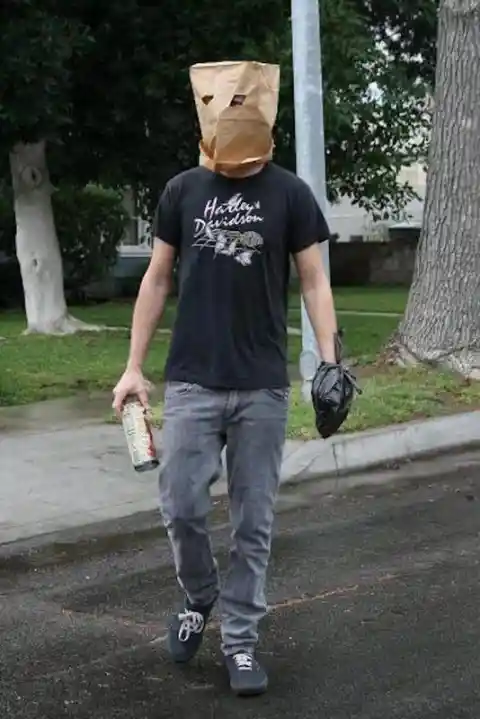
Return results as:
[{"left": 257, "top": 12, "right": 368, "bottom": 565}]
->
[{"left": 225, "top": 652, "right": 269, "bottom": 696}]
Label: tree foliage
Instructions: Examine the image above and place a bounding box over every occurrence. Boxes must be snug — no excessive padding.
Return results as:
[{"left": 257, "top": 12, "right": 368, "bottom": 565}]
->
[
  {"left": 355, "top": 0, "right": 438, "bottom": 87},
  {"left": 0, "top": 1, "right": 89, "bottom": 148},
  {"left": 0, "top": 0, "right": 436, "bottom": 218}
]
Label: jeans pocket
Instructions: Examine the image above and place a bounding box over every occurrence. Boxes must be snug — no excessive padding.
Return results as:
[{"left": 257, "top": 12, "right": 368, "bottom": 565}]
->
[
  {"left": 166, "top": 381, "right": 197, "bottom": 397},
  {"left": 265, "top": 387, "right": 290, "bottom": 402}
]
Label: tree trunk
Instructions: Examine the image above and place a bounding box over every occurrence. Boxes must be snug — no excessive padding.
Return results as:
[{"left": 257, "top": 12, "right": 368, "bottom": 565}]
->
[
  {"left": 9, "top": 140, "right": 98, "bottom": 335},
  {"left": 390, "top": 0, "right": 480, "bottom": 380}
]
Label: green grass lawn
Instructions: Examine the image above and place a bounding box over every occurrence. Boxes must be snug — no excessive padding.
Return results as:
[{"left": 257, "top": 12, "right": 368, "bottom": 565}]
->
[
  {"left": 1, "top": 287, "right": 478, "bottom": 437},
  {"left": 332, "top": 286, "right": 407, "bottom": 314},
  {"left": 0, "top": 286, "right": 405, "bottom": 338},
  {"left": 0, "top": 331, "right": 171, "bottom": 407},
  {"left": 289, "top": 284, "right": 408, "bottom": 314},
  {"left": 287, "top": 314, "right": 399, "bottom": 363},
  {"left": 129, "top": 368, "right": 480, "bottom": 440},
  {"left": 0, "top": 297, "right": 178, "bottom": 337},
  {"left": 288, "top": 287, "right": 406, "bottom": 329},
  {"left": 0, "top": 293, "right": 398, "bottom": 406},
  {"left": 287, "top": 369, "right": 479, "bottom": 438}
]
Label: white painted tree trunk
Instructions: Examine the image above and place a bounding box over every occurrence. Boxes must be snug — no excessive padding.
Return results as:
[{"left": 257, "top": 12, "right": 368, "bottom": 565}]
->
[
  {"left": 9, "top": 140, "right": 98, "bottom": 335},
  {"left": 391, "top": 0, "right": 480, "bottom": 380}
]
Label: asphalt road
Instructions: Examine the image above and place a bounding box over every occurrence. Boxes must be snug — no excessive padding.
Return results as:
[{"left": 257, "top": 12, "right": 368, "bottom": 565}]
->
[{"left": 1, "top": 453, "right": 480, "bottom": 718}]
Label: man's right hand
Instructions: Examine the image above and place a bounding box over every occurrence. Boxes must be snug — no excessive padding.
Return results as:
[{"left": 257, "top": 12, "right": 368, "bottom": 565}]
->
[{"left": 112, "top": 368, "right": 150, "bottom": 418}]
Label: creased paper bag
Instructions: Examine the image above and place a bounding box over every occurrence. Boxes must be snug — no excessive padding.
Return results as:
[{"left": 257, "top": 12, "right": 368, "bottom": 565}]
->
[{"left": 190, "top": 60, "right": 280, "bottom": 170}]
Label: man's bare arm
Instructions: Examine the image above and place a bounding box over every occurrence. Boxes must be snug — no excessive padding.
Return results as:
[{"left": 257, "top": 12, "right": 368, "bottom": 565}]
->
[
  {"left": 126, "top": 239, "right": 176, "bottom": 371},
  {"left": 294, "top": 243, "right": 337, "bottom": 364}
]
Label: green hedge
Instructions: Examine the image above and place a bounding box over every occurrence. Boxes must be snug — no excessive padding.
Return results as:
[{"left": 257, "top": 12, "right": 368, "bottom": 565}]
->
[
  {"left": 0, "top": 183, "right": 130, "bottom": 303},
  {"left": 55, "top": 184, "right": 129, "bottom": 296}
]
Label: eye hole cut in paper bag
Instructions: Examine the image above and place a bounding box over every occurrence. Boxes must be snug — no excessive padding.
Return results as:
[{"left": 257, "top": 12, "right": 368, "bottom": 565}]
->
[{"left": 189, "top": 60, "right": 280, "bottom": 170}]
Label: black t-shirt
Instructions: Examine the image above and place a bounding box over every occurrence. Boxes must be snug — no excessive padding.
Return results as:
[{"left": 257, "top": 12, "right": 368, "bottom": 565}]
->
[{"left": 153, "top": 162, "right": 330, "bottom": 390}]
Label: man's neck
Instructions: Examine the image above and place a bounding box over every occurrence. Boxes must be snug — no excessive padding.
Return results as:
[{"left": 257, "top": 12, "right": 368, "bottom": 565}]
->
[{"left": 218, "top": 162, "right": 266, "bottom": 179}]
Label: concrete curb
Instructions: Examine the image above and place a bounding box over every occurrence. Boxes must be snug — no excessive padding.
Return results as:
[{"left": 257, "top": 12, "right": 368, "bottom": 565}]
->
[
  {"left": 2, "top": 448, "right": 479, "bottom": 569},
  {"left": 280, "top": 409, "right": 480, "bottom": 485},
  {"left": 1, "top": 410, "right": 478, "bottom": 552},
  {"left": 174, "top": 409, "right": 480, "bottom": 494}
]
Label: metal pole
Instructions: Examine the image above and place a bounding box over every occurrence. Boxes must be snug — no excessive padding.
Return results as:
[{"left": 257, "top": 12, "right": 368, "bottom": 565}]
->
[{"left": 291, "top": 0, "right": 330, "bottom": 401}]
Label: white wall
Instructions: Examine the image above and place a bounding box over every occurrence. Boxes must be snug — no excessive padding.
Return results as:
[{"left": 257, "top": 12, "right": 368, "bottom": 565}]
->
[{"left": 328, "top": 163, "right": 427, "bottom": 242}]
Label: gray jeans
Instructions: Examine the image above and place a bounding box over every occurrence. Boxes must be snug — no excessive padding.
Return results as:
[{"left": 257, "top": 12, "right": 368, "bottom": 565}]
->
[{"left": 158, "top": 381, "right": 289, "bottom": 656}]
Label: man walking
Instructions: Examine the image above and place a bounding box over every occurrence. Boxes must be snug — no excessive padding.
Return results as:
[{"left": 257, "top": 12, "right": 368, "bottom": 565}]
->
[{"left": 113, "top": 60, "right": 338, "bottom": 696}]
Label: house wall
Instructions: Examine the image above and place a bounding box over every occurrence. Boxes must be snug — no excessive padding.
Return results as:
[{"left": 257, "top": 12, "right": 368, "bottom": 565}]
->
[{"left": 328, "top": 163, "right": 427, "bottom": 242}]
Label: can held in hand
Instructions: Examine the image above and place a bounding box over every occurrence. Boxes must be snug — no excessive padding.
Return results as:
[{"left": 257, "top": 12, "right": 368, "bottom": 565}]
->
[{"left": 121, "top": 396, "right": 159, "bottom": 472}]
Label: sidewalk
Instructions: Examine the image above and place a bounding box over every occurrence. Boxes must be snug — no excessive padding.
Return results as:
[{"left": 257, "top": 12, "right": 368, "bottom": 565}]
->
[{"left": 1, "top": 408, "right": 479, "bottom": 546}]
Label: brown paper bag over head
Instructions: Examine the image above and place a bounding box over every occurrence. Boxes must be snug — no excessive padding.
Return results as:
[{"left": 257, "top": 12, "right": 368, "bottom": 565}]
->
[{"left": 190, "top": 60, "right": 280, "bottom": 171}]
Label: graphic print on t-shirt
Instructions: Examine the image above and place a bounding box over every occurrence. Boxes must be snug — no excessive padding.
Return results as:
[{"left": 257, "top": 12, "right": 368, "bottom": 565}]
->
[{"left": 193, "top": 193, "right": 264, "bottom": 267}]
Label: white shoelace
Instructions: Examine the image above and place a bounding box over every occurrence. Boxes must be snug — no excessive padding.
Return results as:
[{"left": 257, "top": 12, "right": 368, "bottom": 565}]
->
[
  {"left": 177, "top": 610, "right": 205, "bottom": 642},
  {"left": 233, "top": 652, "right": 254, "bottom": 671}
]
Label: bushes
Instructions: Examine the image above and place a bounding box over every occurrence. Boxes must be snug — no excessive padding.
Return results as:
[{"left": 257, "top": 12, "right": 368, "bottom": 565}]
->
[
  {"left": 54, "top": 184, "right": 130, "bottom": 299},
  {"left": 0, "top": 183, "right": 130, "bottom": 305}
]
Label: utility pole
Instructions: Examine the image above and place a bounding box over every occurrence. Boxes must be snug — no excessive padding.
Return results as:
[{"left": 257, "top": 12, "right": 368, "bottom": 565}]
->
[{"left": 291, "top": 0, "right": 330, "bottom": 401}]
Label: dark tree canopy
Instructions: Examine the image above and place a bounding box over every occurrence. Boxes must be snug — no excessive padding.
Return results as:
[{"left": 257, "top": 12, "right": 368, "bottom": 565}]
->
[
  {"left": 0, "top": 0, "right": 437, "bottom": 215},
  {"left": 355, "top": 0, "right": 438, "bottom": 86}
]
